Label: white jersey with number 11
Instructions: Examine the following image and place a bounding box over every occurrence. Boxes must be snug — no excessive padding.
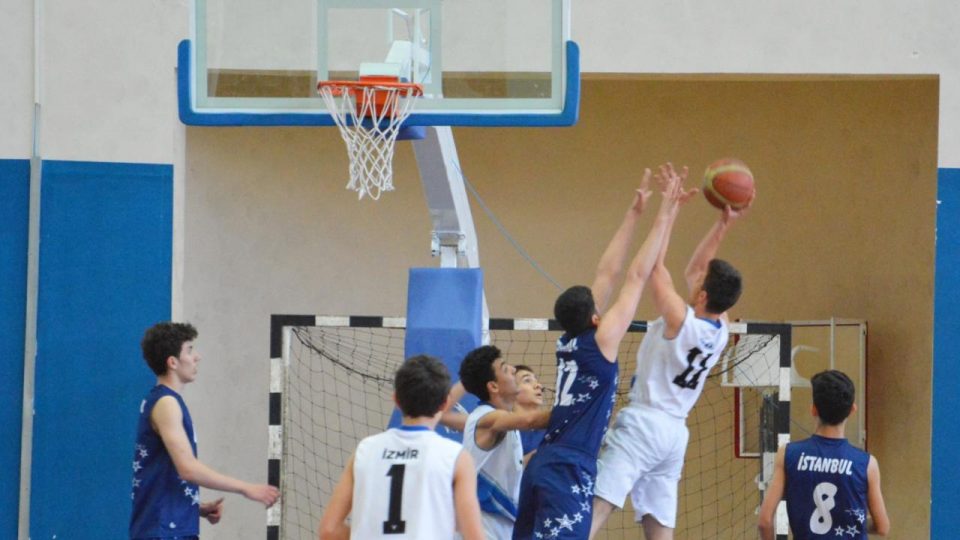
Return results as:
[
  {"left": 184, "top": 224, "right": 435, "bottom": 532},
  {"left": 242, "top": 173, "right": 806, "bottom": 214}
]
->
[{"left": 628, "top": 306, "right": 729, "bottom": 419}]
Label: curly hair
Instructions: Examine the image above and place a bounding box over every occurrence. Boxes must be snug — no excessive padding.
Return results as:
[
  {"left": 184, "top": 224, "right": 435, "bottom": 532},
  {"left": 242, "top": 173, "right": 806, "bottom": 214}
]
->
[
  {"left": 141, "top": 322, "right": 198, "bottom": 376},
  {"left": 459, "top": 345, "right": 502, "bottom": 402}
]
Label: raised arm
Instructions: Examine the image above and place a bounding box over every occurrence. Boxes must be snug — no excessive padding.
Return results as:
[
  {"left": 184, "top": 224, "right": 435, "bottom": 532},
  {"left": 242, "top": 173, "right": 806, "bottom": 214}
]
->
[
  {"left": 152, "top": 397, "right": 279, "bottom": 507},
  {"left": 866, "top": 456, "right": 890, "bottom": 535},
  {"left": 648, "top": 164, "right": 698, "bottom": 335},
  {"left": 757, "top": 445, "right": 786, "bottom": 540},
  {"left": 595, "top": 169, "right": 689, "bottom": 361},
  {"left": 318, "top": 455, "right": 354, "bottom": 540},
  {"left": 684, "top": 202, "right": 748, "bottom": 294},
  {"left": 590, "top": 170, "right": 653, "bottom": 315}
]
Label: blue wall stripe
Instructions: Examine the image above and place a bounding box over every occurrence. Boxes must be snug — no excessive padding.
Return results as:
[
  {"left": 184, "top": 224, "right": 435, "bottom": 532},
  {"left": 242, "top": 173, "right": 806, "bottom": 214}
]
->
[
  {"left": 0, "top": 160, "right": 30, "bottom": 537},
  {"left": 933, "top": 167, "right": 960, "bottom": 539},
  {"left": 29, "top": 160, "right": 172, "bottom": 539}
]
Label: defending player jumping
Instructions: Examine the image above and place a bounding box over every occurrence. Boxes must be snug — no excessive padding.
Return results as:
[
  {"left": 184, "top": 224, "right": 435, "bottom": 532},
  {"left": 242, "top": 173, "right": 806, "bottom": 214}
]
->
[
  {"left": 590, "top": 163, "right": 750, "bottom": 540},
  {"left": 512, "top": 166, "right": 697, "bottom": 540}
]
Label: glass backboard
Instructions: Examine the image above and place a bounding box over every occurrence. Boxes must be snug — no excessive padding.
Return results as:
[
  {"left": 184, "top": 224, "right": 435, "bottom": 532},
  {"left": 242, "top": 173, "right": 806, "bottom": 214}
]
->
[{"left": 180, "top": 0, "right": 578, "bottom": 126}]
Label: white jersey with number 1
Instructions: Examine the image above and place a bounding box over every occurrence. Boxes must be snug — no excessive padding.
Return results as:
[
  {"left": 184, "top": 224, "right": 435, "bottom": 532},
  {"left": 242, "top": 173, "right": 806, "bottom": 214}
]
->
[
  {"left": 351, "top": 425, "right": 463, "bottom": 540},
  {"left": 628, "top": 306, "right": 730, "bottom": 419}
]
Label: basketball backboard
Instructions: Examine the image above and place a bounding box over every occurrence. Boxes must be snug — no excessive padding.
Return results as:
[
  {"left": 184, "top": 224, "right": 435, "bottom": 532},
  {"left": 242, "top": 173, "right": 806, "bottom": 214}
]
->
[{"left": 179, "top": 0, "right": 578, "bottom": 127}]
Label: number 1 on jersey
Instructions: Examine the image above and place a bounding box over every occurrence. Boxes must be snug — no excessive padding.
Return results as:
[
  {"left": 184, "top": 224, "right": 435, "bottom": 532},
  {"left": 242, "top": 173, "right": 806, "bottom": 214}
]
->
[{"left": 383, "top": 464, "right": 406, "bottom": 534}]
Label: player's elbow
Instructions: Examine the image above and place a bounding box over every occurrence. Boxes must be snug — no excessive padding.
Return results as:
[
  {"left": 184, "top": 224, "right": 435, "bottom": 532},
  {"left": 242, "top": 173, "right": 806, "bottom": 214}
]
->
[
  {"left": 173, "top": 458, "right": 201, "bottom": 484},
  {"left": 871, "top": 518, "right": 890, "bottom": 536}
]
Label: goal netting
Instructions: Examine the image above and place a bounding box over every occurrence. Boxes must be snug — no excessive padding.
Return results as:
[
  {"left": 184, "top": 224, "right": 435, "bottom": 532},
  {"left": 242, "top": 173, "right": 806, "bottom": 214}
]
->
[{"left": 268, "top": 318, "right": 787, "bottom": 540}]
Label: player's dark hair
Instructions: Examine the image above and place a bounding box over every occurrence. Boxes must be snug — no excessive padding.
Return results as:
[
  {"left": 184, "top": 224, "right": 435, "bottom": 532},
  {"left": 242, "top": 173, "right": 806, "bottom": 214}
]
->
[
  {"left": 394, "top": 355, "right": 451, "bottom": 418},
  {"left": 811, "top": 370, "right": 856, "bottom": 425},
  {"left": 514, "top": 364, "right": 534, "bottom": 375},
  {"left": 141, "top": 322, "right": 198, "bottom": 376},
  {"left": 554, "top": 285, "right": 597, "bottom": 336},
  {"left": 703, "top": 259, "right": 742, "bottom": 314},
  {"left": 459, "top": 345, "right": 502, "bottom": 402}
]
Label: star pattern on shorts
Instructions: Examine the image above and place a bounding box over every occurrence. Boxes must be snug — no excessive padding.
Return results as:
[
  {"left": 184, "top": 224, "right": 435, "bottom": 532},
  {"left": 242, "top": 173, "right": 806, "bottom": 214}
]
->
[
  {"left": 571, "top": 484, "right": 581, "bottom": 495},
  {"left": 580, "top": 500, "right": 591, "bottom": 512},
  {"left": 132, "top": 478, "right": 141, "bottom": 488},
  {"left": 132, "top": 460, "right": 142, "bottom": 473},
  {"left": 834, "top": 526, "right": 845, "bottom": 536},
  {"left": 556, "top": 514, "right": 574, "bottom": 531},
  {"left": 845, "top": 525, "right": 859, "bottom": 537},
  {"left": 575, "top": 393, "right": 592, "bottom": 404}
]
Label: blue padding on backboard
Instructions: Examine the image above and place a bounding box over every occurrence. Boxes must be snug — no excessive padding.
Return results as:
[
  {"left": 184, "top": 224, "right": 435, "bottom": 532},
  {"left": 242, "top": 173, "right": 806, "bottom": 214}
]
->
[
  {"left": 0, "top": 159, "right": 29, "bottom": 537},
  {"left": 29, "top": 160, "right": 171, "bottom": 539},
  {"left": 390, "top": 268, "right": 484, "bottom": 438},
  {"left": 178, "top": 39, "right": 580, "bottom": 128},
  {"left": 933, "top": 167, "right": 960, "bottom": 539}
]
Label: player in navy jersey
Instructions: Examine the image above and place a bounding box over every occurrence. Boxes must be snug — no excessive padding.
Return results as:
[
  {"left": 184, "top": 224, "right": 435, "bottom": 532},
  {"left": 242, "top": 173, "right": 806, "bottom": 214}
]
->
[
  {"left": 130, "top": 322, "right": 279, "bottom": 540},
  {"left": 512, "top": 166, "right": 698, "bottom": 540},
  {"left": 591, "top": 163, "right": 748, "bottom": 540},
  {"left": 758, "top": 370, "right": 889, "bottom": 539}
]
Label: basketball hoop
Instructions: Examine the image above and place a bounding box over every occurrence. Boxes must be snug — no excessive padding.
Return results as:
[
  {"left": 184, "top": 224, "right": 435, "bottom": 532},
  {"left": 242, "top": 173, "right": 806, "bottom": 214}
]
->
[{"left": 318, "top": 79, "right": 423, "bottom": 200}]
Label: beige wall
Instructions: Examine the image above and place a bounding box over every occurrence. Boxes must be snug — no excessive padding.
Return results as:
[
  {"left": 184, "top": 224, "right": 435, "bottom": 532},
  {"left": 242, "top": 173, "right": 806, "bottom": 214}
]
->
[{"left": 184, "top": 76, "right": 937, "bottom": 538}]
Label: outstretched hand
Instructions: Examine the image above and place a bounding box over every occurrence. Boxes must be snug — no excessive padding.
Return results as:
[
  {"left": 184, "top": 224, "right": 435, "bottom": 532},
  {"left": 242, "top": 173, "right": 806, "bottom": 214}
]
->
[
  {"left": 628, "top": 168, "right": 654, "bottom": 215},
  {"left": 654, "top": 163, "right": 699, "bottom": 211}
]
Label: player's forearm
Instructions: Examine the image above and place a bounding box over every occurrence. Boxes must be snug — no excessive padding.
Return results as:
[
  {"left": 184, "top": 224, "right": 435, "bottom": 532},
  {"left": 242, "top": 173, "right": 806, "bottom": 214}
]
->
[
  {"left": 626, "top": 211, "right": 673, "bottom": 284},
  {"left": 685, "top": 219, "right": 729, "bottom": 283},
  {"left": 177, "top": 458, "right": 249, "bottom": 494},
  {"left": 596, "top": 208, "right": 641, "bottom": 279}
]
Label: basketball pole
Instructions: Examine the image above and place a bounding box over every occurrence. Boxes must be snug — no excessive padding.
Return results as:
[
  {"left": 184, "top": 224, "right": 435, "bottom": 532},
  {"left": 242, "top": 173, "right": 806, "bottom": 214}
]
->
[
  {"left": 18, "top": 0, "right": 43, "bottom": 537},
  {"left": 411, "top": 126, "right": 490, "bottom": 344}
]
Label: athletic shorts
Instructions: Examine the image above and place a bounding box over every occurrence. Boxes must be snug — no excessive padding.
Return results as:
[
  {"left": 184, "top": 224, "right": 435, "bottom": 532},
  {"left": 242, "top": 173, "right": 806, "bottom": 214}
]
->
[
  {"left": 512, "top": 445, "right": 596, "bottom": 540},
  {"left": 594, "top": 404, "right": 689, "bottom": 528}
]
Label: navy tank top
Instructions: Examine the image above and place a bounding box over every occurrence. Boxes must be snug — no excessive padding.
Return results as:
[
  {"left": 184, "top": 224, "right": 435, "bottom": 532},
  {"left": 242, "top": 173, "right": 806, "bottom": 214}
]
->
[
  {"left": 784, "top": 435, "right": 870, "bottom": 540},
  {"left": 130, "top": 385, "right": 200, "bottom": 538},
  {"left": 541, "top": 329, "right": 618, "bottom": 459}
]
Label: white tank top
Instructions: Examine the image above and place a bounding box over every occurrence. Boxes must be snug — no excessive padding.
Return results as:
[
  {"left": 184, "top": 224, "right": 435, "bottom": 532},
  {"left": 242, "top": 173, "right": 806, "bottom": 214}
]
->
[
  {"left": 462, "top": 403, "right": 523, "bottom": 532},
  {"left": 628, "top": 306, "right": 729, "bottom": 419},
  {"left": 351, "top": 426, "right": 462, "bottom": 540}
]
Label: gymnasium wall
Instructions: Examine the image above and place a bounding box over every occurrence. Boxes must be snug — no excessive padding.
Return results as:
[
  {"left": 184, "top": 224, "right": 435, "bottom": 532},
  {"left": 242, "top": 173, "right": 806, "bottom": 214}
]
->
[
  {"left": 0, "top": 0, "right": 955, "bottom": 538},
  {"left": 183, "top": 76, "right": 937, "bottom": 538}
]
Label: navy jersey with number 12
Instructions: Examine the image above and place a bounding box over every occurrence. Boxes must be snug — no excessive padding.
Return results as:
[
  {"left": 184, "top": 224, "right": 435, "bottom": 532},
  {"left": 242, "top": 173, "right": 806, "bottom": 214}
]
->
[{"left": 542, "top": 328, "right": 618, "bottom": 457}]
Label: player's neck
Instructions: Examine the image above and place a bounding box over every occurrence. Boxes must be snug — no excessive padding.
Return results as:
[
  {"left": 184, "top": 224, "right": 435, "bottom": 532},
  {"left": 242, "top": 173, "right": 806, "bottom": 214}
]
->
[
  {"left": 401, "top": 416, "right": 439, "bottom": 430},
  {"left": 692, "top": 304, "right": 721, "bottom": 321},
  {"left": 489, "top": 394, "right": 516, "bottom": 411},
  {"left": 157, "top": 374, "right": 185, "bottom": 393},
  {"left": 814, "top": 421, "right": 847, "bottom": 439}
]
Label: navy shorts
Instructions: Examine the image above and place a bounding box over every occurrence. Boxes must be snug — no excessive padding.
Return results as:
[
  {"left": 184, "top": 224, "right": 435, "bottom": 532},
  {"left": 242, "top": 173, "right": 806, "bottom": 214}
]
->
[{"left": 513, "top": 445, "right": 596, "bottom": 540}]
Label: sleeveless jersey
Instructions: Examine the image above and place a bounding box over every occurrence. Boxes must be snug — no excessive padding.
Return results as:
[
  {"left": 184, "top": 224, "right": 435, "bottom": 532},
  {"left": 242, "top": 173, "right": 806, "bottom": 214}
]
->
[
  {"left": 130, "top": 385, "right": 200, "bottom": 539},
  {"left": 463, "top": 403, "right": 524, "bottom": 524},
  {"left": 542, "top": 329, "right": 618, "bottom": 458},
  {"left": 628, "top": 307, "right": 729, "bottom": 419},
  {"left": 352, "top": 426, "right": 463, "bottom": 539},
  {"left": 784, "top": 436, "right": 870, "bottom": 540}
]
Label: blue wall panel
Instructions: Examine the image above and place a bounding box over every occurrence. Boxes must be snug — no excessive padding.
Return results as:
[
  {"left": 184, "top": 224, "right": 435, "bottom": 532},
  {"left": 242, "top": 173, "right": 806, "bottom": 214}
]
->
[
  {"left": 0, "top": 160, "right": 30, "bottom": 537},
  {"left": 29, "top": 161, "right": 172, "bottom": 539},
  {"left": 933, "top": 167, "right": 960, "bottom": 539}
]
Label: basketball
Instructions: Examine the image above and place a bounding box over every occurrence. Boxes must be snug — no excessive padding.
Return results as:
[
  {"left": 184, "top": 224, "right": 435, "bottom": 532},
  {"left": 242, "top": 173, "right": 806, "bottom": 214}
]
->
[{"left": 703, "top": 158, "right": 755, "bottom": 210}]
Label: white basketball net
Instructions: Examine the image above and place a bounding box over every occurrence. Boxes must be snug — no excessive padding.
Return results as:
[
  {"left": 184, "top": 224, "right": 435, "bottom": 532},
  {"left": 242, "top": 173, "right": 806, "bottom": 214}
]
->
[{"left": 318, "top": 83, "right": 421, "bottom": 200}]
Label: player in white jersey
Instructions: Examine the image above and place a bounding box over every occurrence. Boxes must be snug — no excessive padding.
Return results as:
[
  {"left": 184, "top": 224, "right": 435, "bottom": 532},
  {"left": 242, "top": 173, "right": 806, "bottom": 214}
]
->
[
  {"left": 590, "top": 163, "right": 750, "bottom": 540},
  {"left": 319, "top": 355, "right": 484, "bottom": 540},
  {"left": 455, "top": 345, "right": 552, "bottom": 539}
]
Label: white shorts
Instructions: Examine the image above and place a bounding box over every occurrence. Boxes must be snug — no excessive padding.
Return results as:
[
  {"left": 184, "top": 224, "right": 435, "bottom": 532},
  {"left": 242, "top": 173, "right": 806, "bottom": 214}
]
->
[{"left": 594, "top": 404, "right": 689, "bottom": 528}]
